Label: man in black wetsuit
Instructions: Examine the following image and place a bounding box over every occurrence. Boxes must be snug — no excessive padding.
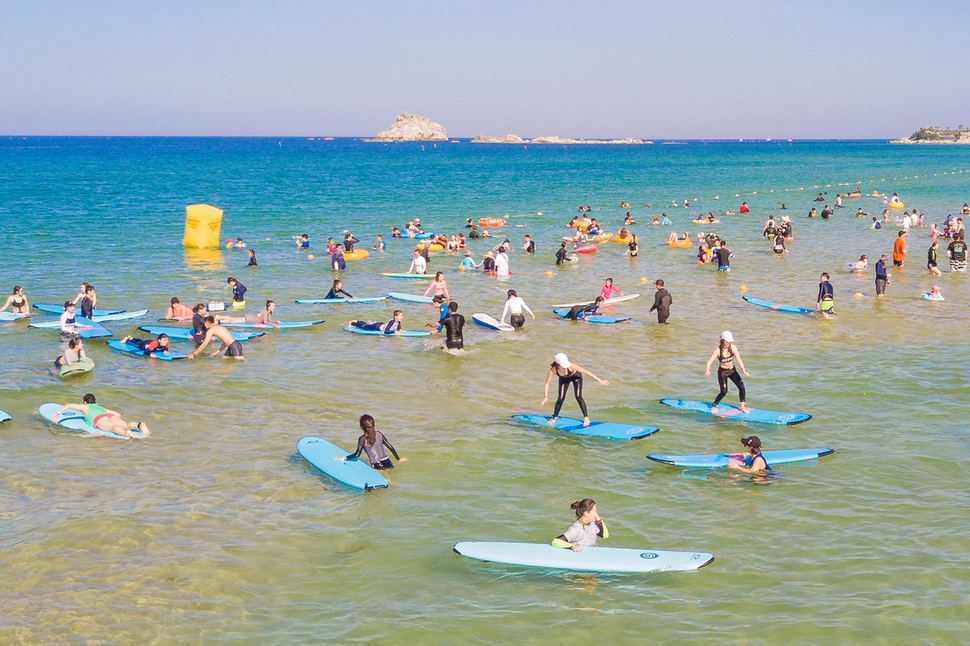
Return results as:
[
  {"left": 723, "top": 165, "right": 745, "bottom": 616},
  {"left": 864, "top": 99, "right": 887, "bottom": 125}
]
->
[
  {"left": 649, "top": 279, "right": 672, "bottom": 324},
  {"left": 441, "top": 301, "right": 465, "bottom": 350}
]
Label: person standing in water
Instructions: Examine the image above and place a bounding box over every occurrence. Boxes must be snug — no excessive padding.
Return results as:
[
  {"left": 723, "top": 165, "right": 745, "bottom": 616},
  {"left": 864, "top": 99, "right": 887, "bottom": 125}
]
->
[
  {"left": 892, "top": 231, "right": 907, "bottom": 267},
  {"left": 728, "top": 436, "right": 776, "bottom": 475},
  {"left": 875, "top": 254, "right": 891, "bottom": 297},
  {"left": 649, "top": 279, "right": 672, "bottom": 324},
  {"left": 337, "top": 414, "right": 407, "bottom": 470},
  {"left": 555, "top": 242, "right": 569, "bottom": 266},
  {"left": 440, "top": 301, "right": 465, "bottom": 351},
  {"left": 187, "top": 317, "right": 245, "bottom": 360},
  {"left": 816, "top": 272, "right": 835, "bottom": 319},
  {"left": 946, "top": 233, "right": 967, "bottom": 272},
  {"left": 540, "top": 352, "right": 609, "bottom": 427},
  {"left": 927, "top": 241, "right": 942, "bottom": 276},
  {"left": 715, "top": 240, "right": 733, "bottom": 272},
  {"left": 500, "top": 289, "right": 535, "bottom": 329},
  {"left": 0, "top": 286, "right": 29, "bottom": 315},
  {"left": 551, "top": 498, "right": 608, "bottom": 552},
  {"left": 53, "top": 394, "right": 149, "bottom": 438},
  {"left": 227, "top": 277, "right": 247, "bottom": 310},
  {"left": 704, "top": 331, "right": 750, "bottom": 414},
  {"left": 247, "top": 249, "right": 258, "bottom": 266}
]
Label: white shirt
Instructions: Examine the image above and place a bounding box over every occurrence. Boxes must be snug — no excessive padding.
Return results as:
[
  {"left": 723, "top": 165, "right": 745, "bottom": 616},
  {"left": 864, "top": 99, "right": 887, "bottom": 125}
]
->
[
  {"left": 408, "top": 255, "right": 427, "bottom": 274},
  {"left": 495, "top": 252, "right": 510, "bottom": 277},
  {"left": 60, "top": 310, "right": 75, "bottom": 334},
  {"left": 501, "top": 296, "right": 533, "bottom": 323}
]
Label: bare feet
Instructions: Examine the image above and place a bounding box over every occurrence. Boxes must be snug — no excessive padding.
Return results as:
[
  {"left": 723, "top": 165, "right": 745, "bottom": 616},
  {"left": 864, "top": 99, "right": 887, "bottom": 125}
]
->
[
  {"left": 582, "top": 417, "right": 591, "bottom": 427},
  {"left": 136, "top": 421, "right": 151, "bottom": 437},
  {"left": 739, "top": 405, "right": 751, "bottom": 414},
  {"left": 710, "top": 405, "right": 718, "bottom": 414},
  {"left": 547, "top": 417, "right": 557, "bottom": 426}
]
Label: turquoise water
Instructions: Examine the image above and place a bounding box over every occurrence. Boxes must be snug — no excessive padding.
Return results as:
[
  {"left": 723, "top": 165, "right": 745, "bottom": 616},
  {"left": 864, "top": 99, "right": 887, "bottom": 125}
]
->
[{"left": 1, "top": 138, "right": 969, "bottom": 644}]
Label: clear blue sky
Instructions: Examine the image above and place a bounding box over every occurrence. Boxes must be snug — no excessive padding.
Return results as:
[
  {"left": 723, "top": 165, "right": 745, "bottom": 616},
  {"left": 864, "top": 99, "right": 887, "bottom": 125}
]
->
[{"left": 1, "top": 1, "right": 967, "bottom": 138}]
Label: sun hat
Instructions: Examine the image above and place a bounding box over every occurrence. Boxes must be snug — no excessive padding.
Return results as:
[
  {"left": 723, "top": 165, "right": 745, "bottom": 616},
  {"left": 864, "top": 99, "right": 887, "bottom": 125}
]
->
[
  {"left": 553, "top": 353, "right": 570, "bottom": 369},
  {"left": 740, "top": 436, "right": 762, "bottom": 449},
  {"left": 720, "top": 330, "right": 734, "bottom": 343},
  {"left": 879, "top": 254, "right": 890, "bottom": 261}
]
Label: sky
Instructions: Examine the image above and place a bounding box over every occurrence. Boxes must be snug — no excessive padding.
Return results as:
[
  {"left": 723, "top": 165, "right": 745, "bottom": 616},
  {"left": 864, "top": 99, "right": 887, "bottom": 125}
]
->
[{"left": 1, "top": 1, "right": 968, "bottom": 138}]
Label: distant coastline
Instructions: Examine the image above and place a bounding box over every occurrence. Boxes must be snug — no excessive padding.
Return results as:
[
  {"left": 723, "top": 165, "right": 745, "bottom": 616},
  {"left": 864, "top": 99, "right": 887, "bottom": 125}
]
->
[
  {"left": 472, "top": 134, "right": 651, "bottom": 145},
  {"left": 891, "top": 126, "right": 970, "bottom": 144}
]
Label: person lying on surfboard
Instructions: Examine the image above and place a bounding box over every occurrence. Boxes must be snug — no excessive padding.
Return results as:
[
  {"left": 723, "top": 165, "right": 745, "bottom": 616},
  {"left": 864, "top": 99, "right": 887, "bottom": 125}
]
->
[
  {"left": 349, "top": 310, "right": 405, "bottom": 335},
  {"left": 53, "top": 393, "right": 149, "bottom": 439},
  {"left": 551, "top": 498, "right": 608, "bottom": 552},
  {"left": 217, "top": 300, "right": 280, "bottom": 329}
]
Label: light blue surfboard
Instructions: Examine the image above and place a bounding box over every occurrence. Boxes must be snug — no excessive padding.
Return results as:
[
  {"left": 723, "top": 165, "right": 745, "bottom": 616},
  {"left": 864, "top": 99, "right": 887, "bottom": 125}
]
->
[
  {"left": 37, "top": 402, "right": 147, "bottom": 440},
  {"left": 0, "top": 312, "right": 29, "bottom": 322},
  {"left": 219, "top": 319, "right": 325, "bottom": 329},
  {"left": 382, "top": 273, "right": 432, "bottom": 280},
  {"left": 344, "top": 325, "right": 430, "bottom": 337},
  {"left": 659, "top": 398, "right": 812, "bottom": 425},
  {"left": 0, "top": 409, "right": 10, "bottom": 423},
  {"left": 297, "top": 436, "right": 389, "bottom": 490},
  {"left": 295, "top": 296, "right": 388, "bottom": 304},
  {"left": 106, "top": 340, "right": 190, "bottom": 361},
  {"left": 138, "top": 326, "right": 263, "bottom": 342},
  {"left": 742, "top": 295, "right": 815, "bottom": 315},
  {"left": 647, "top": 448, "right": 834, "bottom": 468},
  {"left": 88, "top": 309, "right": 149, "bottom": 323},
  {"left": 553, "top": 309, "right": 631, "bottom": 324},
  {"left": 512, "top": 414, "right": 658, "bottom": 440},
  {"left": 472, "top": 313, "right": 515, "bottom": 332},
  {"left": 453, "top": 542, "right": 714, "bottom": 573},
  {"left": 29, "top": 316, "right": 112, "bottom": 338},
  {"left": 34, "top": 303, "right": 124, "bottom": 317},
  {"left": 387, "top": 292, "right": 434, "bottom": 304}
]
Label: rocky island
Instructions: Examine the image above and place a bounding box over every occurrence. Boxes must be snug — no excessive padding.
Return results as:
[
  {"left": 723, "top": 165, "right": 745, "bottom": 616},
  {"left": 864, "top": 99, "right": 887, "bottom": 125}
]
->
[
  {"left": 472, "top": 134, "right": 650, "bottom": 145},
  {"left": 367, "top": 112, "right": 448, "bottom": 142},
  {"left": 891, "top": 126, "right": 970, "bottom": 144}
]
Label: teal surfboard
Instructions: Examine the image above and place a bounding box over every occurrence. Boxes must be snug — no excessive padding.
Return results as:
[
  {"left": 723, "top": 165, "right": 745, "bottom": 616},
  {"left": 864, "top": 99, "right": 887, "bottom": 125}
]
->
[
  {"left": 0, "top": 312, "right": 29, "bottom": 322},
  {"left": 138, "top": 326, "right": 263, "bottom": 342},
  {"left": 382, "top": 273, "right": 432, "bottom": 280},
  {"left": 659, "top": 398, "right": 812, "bottom": 425},
  {"left": 59, "top": 359, "right": 95, "bottom": 377},
  {"left": 387, "top": 292, "right": 434, "bottom": 304},
  {"left": 453, "top": 542, "right": 714, "bottom": 573},
  {"left": 344, "top": 325, "right": 430, "bottom": 337},
  {"left": 106, "top": 339, "right": 190, "bottom": 361},
  {"left": 88, "top": 309, "right": 149, "bottom": 323},
  {"left": 512, "top": 414, "right": 658, "bottom": 440},
  {"left": 297, "top": 436, "right": 388, "bottom": 490},
  {"left": 553, "top": 309, "right": 631, "bottom": 324},
  {"left": 37, "top": 402, "right": 147, "bottom": 440},
  {"left": 295, "top": 296, "right": 387, "bottom": 304},
  {"left": 742, "top": 295, "right": 815, "bottom": 315},
  {"left": 34, "top": 304, "right": 124, "bottom": 317},
  {"left": 647, "top": 448, "right": 834, "bottom": 468},
  {"left": 220, "top": 319, "right": 324, "bottom": 329}
]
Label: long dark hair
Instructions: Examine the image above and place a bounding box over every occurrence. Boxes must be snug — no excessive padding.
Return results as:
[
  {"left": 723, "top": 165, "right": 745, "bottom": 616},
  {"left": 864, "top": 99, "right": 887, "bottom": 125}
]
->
[
  {"left": 359, "top": 414, "right": 376, "bottom": 445},
  {"left": 571, "top": 498, "right": 596, "bottom": 519}
]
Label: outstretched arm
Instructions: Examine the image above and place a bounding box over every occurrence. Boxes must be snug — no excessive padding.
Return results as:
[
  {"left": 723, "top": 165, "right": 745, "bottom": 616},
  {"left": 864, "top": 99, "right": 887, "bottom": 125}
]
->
[
  {"left": 540, "top": 368, "right": 555, "bottom": 406},
  {"left": 704, "top": 349, "right": 718, "bottom": 377},
  {"left": 572, "top": 363, "right": 608, "bottom": 386},
  {"left": 732, "top": 345, "right": 750, "bottom": 376}
]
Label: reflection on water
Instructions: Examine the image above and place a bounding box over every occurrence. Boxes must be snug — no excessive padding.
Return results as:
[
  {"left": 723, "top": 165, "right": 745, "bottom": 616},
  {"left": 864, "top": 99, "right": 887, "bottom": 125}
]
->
[{"left": 183, "top": 247, "right": 225, "bottom": 272}]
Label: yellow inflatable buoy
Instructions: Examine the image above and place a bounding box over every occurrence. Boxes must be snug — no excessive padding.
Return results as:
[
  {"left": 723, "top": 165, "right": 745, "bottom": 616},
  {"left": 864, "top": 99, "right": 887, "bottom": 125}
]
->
[
  {"left": 739, "top": 285, "right": 747, "bottom": 293},
  {"left": 855, "top": 292, "right": 864, "bottom": 299},
  {"left": 183, "top": 204, "right": 223, "bottom": 249},
  {"left": 307, "top": 254, "right": 314, "bottom": 260},
  {"left": 459, "top": 266, "right": 466, "bottom": 272},
  {"left": 343, "top": 250, "right": 369, "bottom": 261},
  {"left": 640, "top": 277, "right": 648, "bottom": 283},
  {"left": 545, "top": 271, "right": 553, "bottom": 276}
]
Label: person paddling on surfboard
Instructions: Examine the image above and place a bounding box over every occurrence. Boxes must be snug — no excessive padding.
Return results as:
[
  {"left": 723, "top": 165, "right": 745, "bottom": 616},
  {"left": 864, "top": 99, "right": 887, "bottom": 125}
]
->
[
  {"left": 335, "top": 414, "right": 408, "bottom": 471},
  {"left": 187, "top": 317, "right": 245, "bottom": 360},
  {"left": 728, "top": 436, "right": 777, "bottom": 476},
  {"left": 53, "top": 394, "right": 149, "bottom": 439},
  {"left": 349, "top": 310, "right": 405, "bottom": 335},
  {"left": 704, "top": 331, "right": 750, "bottom": 414},
  {"left": 54, "top": 336, "right": 91, "bottom": 368},
  {"left": 541, "top": 353, "right": 609, "bottom": 427},
  {"left": 551, "top": 498, "right": 608, "bottom": 553}
]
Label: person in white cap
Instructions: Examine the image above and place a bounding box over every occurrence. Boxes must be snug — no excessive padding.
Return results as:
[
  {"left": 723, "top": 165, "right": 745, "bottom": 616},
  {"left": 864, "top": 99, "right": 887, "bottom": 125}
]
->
[
  {"left": 541, "top": 353, "right": 609, "bottom": 427},
  {"left": 704, "top": 331, "right": 750, "bottom": 414}
]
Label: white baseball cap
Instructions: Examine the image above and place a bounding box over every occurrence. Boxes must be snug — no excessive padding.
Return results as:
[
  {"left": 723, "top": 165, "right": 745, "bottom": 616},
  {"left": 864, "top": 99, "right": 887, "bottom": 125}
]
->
[
  {"left": 553, "top": 353, "right": 570, "bottom": 369},
  {"left": 720, "top": 330, "right": 734, "bottom": 343}
]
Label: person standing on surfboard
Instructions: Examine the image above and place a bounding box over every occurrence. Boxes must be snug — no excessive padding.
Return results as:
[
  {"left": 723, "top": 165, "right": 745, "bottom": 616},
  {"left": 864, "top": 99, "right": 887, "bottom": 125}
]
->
[
  {"left": 541, "top": 353, "right": 609, "bottom": 427},
  {"left": 336, "top": 414, "right": 407, "bottom": 470},
  {"left": 704, "top": 331, "right": 750, "bottom": 414},
  {"left": 551, "top": 498, "right": 608, "bottom": 552}
]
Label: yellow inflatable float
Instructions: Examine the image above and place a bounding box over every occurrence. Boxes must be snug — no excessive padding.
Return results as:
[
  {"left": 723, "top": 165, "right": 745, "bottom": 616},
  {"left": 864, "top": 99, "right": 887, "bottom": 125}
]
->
[
  {"left": 183, "top": 204, "right": 223, "bottom": 249},
  {"left": 666, "top": 239, "right": 692, "bottom": 248},
  {"left": 613, "top": 235, "right": 633, "bottom": 244},
  {"left": 592, "top": 232, "right": 613, "bottom": 243},
  {"left": 888, "top": 202, "right": 904, "bottom": 209},
  {"left": 691, "top": 218, "right": 720, "bottom": 224},
  {"left": 343, "top": 250, "right": 369, "bottom": 261}
]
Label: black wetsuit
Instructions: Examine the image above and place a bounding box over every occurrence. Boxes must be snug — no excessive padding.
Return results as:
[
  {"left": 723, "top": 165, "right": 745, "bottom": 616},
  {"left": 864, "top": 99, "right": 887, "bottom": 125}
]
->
[
  {"left": 555, "top": 247, "right": 568, "bottom": 266},
  {"left": 650, "top": 288, "right": 672, "bottom": 323},
  {"left": 565, "top": 303, "right": 598, "bottom": 320},
  {"left": 441, "top": 312, "right": 465, "bottom": 350},
  {"left": 553, "top": 367, "right": 588, "bottom": 418},
  {"left": 524, "top": 239, "right": 536, "bottom": 253},
  {"left": 192, "top": 313, "right": 207, "bottom": 342},
  {"left": 80, "top": 297, "right": 94, "bottom": 319},
  {"left": 325, "top": 287, "right": 353, "bottom": 299},
  {"left": 343, "top": 236, "right": 360, "bottom": 252},
  {"left": 713, "top": 347, "right": 745, "bottom": 406}
]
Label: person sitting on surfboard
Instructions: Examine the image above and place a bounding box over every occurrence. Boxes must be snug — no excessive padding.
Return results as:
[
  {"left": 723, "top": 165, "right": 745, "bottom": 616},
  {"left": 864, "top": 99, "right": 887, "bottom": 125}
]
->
[
  {"left": 728, "top": 436, "right": 776, "bottom": 476},
  {"left": 336, "top": 414, "right": 407, "bottom": 470},
  {"left": 551, "top": 498, "right": 608, "bottom": 552},
  {"left": 55, "top": 336, "right": 91, "bottom": 368},
  {"left": 325, "top": 280, "right": 353, "bottom": 300},
  {"left": 349, "top": 310, "right": 405, "bottom": 335},
  {"left": 704, "top": 331, "right": 750, "bottom": 414},
  {"left": 540, "top": 352, "right": 609, "bottom": 427},
  {"left": 217, "top": 300, "right": 281, "bottom": 329},
  {"left": 119, "top": 333, "right": 172, "bottom": 354},
  {"left": 165, "top": 297, "right": 193, "bottom": 321},
  {"left": 53, "top": 393, "right": 149, "bottom": 439},
  {"left": 187, "top": 317, "right": 245, "bottom": 360}
]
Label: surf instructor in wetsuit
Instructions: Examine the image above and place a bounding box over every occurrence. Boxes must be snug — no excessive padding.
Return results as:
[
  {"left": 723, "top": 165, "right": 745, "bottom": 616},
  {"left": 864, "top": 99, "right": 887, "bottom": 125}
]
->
[{"left": 440, "top": 301, "right": 465, "bottom": 351}]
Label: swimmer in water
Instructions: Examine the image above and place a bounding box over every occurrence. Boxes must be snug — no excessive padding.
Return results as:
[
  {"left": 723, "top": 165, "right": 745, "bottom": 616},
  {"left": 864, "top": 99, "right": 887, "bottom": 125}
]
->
[
  {"left": 165, "top": 297, "right": 193, "bottom": 320},
  {"left": 295, "top": 234, "right": 310, "bottom": 250},
  {"left": 850, "top": 255, "right": 868, "bottom": 272},
  {"left": 551, "top": 498, "right": 607, "bottom": 552},
  {"left": 187, "top": 317, "right": 246, "bottom": 360},
  {"left": 326, "top": 279, "right": 353, "bottom": 300},
  {"left": 0, "top": 286, "right": 29, "bottom": 314},
  {"left": 704, "top": 331, "right": 750, "bottom": 414},
  {"left": 624, "top": 212, "right": 636, "bottom": 225},
  {"left": 336, "top": 414, "right": 407, "bottom": 470},
  {"left": 541, "top": 353, "right": 609, "bottom": 427},
  {"left": 235, "top": 237, "right": 246, "bottom": 249},
  {"left": 53, "top": 394, "right": 149, "bottom": 438},
  {"left": 599, "top": 278, "right": 623, "bottom": 301},
  {"left": 728, "top": 436, "right": 776, "bottom": 476},
  {"left": 349, "top": 310, "right": 406, "bottom": 335},
  {"left": 247, "top": 249, "right": 257, "bottom": 266},
  {"left": 217, "top": 300, "right": 280, "bottom": 328}
]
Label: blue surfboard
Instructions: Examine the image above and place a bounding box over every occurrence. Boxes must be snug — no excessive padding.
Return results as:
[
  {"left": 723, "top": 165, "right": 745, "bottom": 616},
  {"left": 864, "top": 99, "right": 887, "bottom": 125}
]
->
[
  {"left": 297, "top": 436, "right": 389, "bottom": 490},
  {"left": 295, "top": 296, "right": 388, "bottom": 304},
  {"left": 453, "top": 542, "right": 714, "bottom": 573},
  {"left": 472, "top": 313, "right": 515, "bottom": 332},
  {"left": 0, "top": 312, "right": 29, "bottom": 322},
  {"left": 106, "top": 339, "right": 190, "bottom": 361},
  {"left": 512, "top": 414, "right": 658, "bottom": 440},
  {"left": 29, "top": 316, "right": 112, "bottom": 338},
  {"left": 553, "top": 309, "right": 631, "bottom": 324},
  {"left": 34, "top": 303, "right": 124, "bottom": 317},
  {"left": 659, "top": 398, "right": 812, "bottom": 425},
  {"left": 381, "top": 273, "right": 433, "bottom": 280},
  {"left": 413, "top": 232, "right": 435, "bottom": 239},
  {"left": 344, "top": 325, "right": 430, "bottom": 337},
  {"left": 87, "top": 309, "right": 149, "bottom": 323},
  {"left": 387, "top": 292, "right": 434, "bottom": 304},
  {"left": 37, "top": 402, "right": 147, "bottom": 439},
  {"left": 647, "top": 448, "right": 834, "bottom": 468},
  {"left": 219, "top": 319, "right": 324, "bottom": 329},
  {"left": 0, "top": 409, "right": 10, "bottom": 423},
  {"left": 138, "top": 326, "right": 263, "bottom": 342},
  {"left": 742, "top": 295, "right": 815, "bottom": 315}
]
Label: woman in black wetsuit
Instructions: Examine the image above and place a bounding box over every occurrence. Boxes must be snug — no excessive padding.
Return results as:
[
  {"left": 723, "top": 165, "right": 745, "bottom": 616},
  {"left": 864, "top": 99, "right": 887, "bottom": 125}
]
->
[
  {"left": 540, "top": 353, "right": 609, "bottom": 427},
  {"left": 326, "top": 279, "right": 352, "bottom": 300},
  {"left": 704, "top": 330, "right": 751, "bottom": 414}
]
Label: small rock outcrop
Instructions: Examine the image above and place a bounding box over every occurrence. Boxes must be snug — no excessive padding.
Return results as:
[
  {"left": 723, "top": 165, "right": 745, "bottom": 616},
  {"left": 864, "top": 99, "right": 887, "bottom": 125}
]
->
[
  {"left": 892, "top": 126, "right": 970, "bottom": 144},
  {"left": 472, "top": 134, "right": 649, "bottom": 145},
  {"left": 369, "top": 112, "right": 447, "bottom": 142}
]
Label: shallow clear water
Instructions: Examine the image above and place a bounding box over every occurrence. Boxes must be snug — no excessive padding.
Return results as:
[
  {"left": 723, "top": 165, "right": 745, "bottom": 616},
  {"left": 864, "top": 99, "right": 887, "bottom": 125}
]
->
[{"left": 1, "top": 138, "right": 969, "bottom": 644}]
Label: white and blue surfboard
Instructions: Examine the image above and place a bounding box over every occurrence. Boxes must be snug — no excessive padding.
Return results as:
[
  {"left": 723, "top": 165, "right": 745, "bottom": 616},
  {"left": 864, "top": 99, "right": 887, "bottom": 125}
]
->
[
  {"left": 0, "top": 409, "right": 10, "bottom": 423},
  {"left": 512, "top": 414, "right": 658, "bottom": 440},
  {"left": 742, "top": 295, "right": 815, "bottom": 315},
  {"left": 29, "top": 316, "right": 112, "bottom": 339},
  {"left": 472, "top": 313, "right": 515, "bottom": 332},
  {"left": 138, "top": 326, "right": 264, "bottom": 342},
  {"left": 387, "top": 292, "right": 434, "bottom": 304},
  {"left": 34, "top": 303, "right": 124, "bottom": 317},
  {"left": 647, "top": 448, "right": 834, "bottom": 468},
  {"left": 453, "top": 542, "right": 714, "bottom": 573},
  {"left": 659, "top": 398, "right": 812, "bottom": 425},
  {"left": 37, "top": 402, "right": 147, "bottom": 440},
  {"left": 0, "top": 312, "right": 29, "bottom": 322},
  {"left": 553, "top": 309, "right": 631, "bottom": 324},
  {"left": 297, "top": 436, "right": 389, "bottom": 491},
  {"left": 295, "top": 296, "right": 388, "bottom": 304}
]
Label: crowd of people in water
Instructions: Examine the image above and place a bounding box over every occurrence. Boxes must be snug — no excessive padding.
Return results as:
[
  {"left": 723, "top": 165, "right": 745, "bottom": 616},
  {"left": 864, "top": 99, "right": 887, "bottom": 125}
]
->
[{"left": 5, "top": 190, "right": 968, "bottom": 496}]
